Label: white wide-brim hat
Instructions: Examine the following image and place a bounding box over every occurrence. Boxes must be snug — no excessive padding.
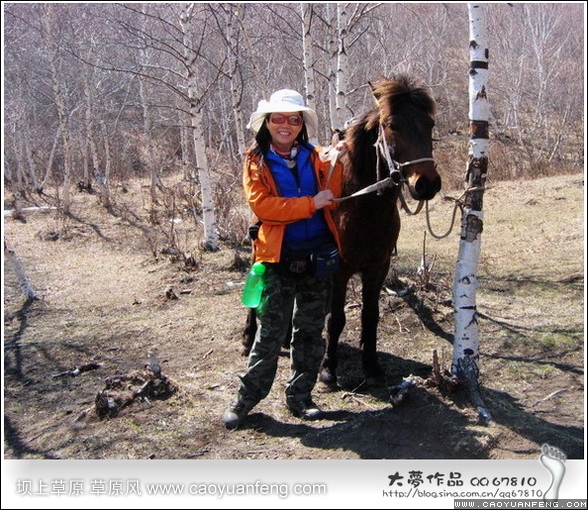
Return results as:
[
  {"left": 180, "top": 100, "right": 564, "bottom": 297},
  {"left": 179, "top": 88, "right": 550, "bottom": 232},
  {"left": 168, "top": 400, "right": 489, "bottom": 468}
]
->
[{"left": 246, "top": 89, "right": 318, "bottom": 139}]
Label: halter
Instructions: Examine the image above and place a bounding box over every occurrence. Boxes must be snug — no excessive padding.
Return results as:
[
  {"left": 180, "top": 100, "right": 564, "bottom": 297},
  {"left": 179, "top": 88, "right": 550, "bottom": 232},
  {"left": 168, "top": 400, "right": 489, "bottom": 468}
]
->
[{"left": 332, "top": 123, "right": 435, "bottom": 204}]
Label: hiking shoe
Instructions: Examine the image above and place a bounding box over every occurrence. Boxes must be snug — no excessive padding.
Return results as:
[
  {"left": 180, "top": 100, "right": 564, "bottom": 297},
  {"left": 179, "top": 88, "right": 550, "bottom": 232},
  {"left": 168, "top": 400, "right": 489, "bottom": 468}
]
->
[
  {"left": 286, "top": 396, "right": 322, "bottom": 420},
  {"left": 223, "top": 400, "right": 253, "bottom": 430}
]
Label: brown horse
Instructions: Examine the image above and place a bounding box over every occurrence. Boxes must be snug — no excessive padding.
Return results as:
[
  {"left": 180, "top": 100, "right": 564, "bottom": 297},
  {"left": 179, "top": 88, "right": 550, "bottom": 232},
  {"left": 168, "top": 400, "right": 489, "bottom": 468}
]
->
[
  {"left": 242, "top": 75, "right": 441, "bottom": 387},
  {"left": 318, "top": 75, "right": 441, "bottom": 386}
]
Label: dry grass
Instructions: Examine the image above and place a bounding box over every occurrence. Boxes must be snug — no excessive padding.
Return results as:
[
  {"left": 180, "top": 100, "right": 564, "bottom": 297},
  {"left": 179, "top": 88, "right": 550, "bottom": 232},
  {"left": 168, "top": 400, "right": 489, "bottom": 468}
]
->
[{"left": 3, "top": 172, "right": 584, "bottom": 460}]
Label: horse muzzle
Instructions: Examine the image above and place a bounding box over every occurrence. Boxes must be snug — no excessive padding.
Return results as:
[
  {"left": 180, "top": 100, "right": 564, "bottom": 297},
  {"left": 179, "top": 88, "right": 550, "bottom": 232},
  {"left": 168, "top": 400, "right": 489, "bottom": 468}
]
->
[{"left": 408, "top": 173, "right": 442, "bottom": 201}]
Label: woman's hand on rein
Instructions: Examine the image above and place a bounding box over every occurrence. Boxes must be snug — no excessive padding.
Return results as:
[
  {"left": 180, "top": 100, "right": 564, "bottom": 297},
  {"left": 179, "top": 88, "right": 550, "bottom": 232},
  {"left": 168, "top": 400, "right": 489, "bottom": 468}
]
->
[{"left": 313, "top": 189, "right": 335, "bottom": 209}]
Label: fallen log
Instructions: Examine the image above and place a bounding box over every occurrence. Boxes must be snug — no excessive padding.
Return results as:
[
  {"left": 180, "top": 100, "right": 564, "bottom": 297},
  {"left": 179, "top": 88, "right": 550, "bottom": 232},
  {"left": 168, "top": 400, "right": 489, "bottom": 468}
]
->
[
  {"left": 4, "top": 206, "right": 57, "bottom": 218},
  {"left": 52, "top": 362, "right": 101, "bottom": 378}
]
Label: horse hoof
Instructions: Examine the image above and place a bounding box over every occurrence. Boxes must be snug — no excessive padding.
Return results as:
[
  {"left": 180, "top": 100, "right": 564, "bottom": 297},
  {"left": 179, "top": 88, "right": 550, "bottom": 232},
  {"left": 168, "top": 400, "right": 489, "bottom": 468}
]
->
[
  {"left": 364, "top": 367, "right": 386, "bottom": 387},
  {"left": 319, "top": 369, "right": 339, "bottom": 390},
  {"left": 364, "top": 375, "right": 385, "bottom": 388}
]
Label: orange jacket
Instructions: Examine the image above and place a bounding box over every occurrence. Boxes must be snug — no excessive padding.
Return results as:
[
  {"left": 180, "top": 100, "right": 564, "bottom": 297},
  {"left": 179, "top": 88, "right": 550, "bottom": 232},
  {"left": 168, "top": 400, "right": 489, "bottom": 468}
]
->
[{"left": 243, "top": 145, "right": 344, "bottom": 263}]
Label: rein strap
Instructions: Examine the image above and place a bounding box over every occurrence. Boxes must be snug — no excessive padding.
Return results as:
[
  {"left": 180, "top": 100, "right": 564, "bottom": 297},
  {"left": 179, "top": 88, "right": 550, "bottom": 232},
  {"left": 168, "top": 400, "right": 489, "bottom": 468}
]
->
[
  {"left": 332, "top": 176, "right": 394, "bottom": 203},
  {"left": 332, "top": 124, "right": 435, "bottom": 205}
]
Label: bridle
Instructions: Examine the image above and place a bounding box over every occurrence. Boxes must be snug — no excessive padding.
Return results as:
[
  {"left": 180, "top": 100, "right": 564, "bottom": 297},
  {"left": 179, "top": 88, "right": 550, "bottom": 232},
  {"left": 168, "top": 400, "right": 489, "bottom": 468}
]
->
[
  {"left": 327, "top": 120, "right": 459, "bottom": 239},
  {"left": 332, "top": 123, "right": 435, "bottom": 209}
]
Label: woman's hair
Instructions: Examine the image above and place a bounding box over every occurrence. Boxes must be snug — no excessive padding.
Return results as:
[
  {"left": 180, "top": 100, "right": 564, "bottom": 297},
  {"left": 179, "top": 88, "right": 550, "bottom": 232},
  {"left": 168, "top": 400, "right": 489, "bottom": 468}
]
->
[{"left": 249, "top": 114, "right": 310, "bottom": 156}]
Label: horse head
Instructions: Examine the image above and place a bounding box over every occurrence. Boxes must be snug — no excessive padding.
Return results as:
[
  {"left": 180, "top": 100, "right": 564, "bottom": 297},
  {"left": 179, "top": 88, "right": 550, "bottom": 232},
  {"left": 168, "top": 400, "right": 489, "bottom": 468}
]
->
[{"left": 369, "top": 76, "right": 442, "bottom": 202}]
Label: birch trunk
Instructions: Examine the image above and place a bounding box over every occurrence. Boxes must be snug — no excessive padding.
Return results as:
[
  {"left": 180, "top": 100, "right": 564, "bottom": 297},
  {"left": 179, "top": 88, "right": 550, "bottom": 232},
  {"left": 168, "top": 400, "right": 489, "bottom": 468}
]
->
[
  {"left": 4, "top": 241, "right": 41, "bottom": 302},
  {"left": 226, "top": 7, "right": 246, "bottom": 157},
  {"left": 139, "top": 5, "right": 159, "bottom": 208},
  {"left": 9, "top": 137, "right": 24, "bottom": 194},
  {"left": 190, "top": 108, "right": 218, "bottom": 251},
  {"left": 83, "top": 66, "right": 100, "bottom": 194},
  {"left": 334, "top": 3, "right": 349, "bottom": 131},
  {"left": 325, "top": 3, "right": 338, "bottom": 131},
  {"left": 9, "top": 138, "right": 25, "bottom": 220},
  {"left": 22, "top": 137, "right": 39, "bottom": 193},
  {"left": 179, "top": 115, "right": 192, "bottom": 181},
  {"left": 451, "top": 4, "right": 491, "bottom": 423},
  {"left": 301, "top": 3, "right": 318, "bottom": 144},
  {"left": 43, "top": 127, "right": 61, "bottom": 192},
  {"left": 181, "top": 4, "right": 219, "bottom": 251},
  {"left": 100, "top": 120, "right": 111, "bottom": 209},
  {"left": 138, "top": 65, "right": 158, "bottom": 208},
  {"left": 236, "top": 5, "right": 267, "bottom": 99},
  {"left": 44, "top": 6, "right": 72, "bottom": 215},
  {"left": 22, "top": 126, "right": 61, "bottom": 194}
]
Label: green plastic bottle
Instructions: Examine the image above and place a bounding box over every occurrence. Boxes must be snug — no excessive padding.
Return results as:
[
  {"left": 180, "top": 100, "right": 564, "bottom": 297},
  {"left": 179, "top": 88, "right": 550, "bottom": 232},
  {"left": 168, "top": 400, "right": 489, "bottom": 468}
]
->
[{"left": 241, "top": 262, "right": 266, "bottom": 308}]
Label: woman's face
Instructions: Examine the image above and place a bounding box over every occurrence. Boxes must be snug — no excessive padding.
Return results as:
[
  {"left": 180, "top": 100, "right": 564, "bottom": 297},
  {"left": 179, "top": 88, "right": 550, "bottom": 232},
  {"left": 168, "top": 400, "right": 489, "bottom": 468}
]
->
[{"left": 266, "top": 112, "right": 303, "bottom": 151}]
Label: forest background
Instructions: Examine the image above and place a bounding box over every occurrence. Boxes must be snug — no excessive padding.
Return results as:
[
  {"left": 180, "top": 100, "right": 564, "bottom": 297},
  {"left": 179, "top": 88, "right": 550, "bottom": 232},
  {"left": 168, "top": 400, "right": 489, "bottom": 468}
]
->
[{"left": 3, "top": 2, "right": 584, "bottom": 251}]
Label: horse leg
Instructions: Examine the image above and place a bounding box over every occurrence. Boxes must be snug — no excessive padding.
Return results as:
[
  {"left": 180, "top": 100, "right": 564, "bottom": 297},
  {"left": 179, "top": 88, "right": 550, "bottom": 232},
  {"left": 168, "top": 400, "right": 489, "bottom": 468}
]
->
[
  {"left": 242, "top": 308, "right": 257, "bottom": 356},
  {"left": 360, "top": 266, "right": 389, "bottom": 384},
  {"left": 319, "top": 269, "right": 351, "bottom": 387}
]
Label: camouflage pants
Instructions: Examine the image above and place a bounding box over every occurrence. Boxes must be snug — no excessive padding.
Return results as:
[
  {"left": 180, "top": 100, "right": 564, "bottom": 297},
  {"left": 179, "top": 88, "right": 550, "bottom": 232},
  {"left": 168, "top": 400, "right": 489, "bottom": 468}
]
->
[{"left": 237, "top": 264, "right": 331, "bottom": 408}]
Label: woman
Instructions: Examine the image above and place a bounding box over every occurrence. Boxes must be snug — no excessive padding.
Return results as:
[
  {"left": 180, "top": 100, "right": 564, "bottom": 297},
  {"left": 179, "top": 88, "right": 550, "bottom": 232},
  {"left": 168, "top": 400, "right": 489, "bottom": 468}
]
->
[{"left": 223, "top": 89, "right": 345, "bottom": 429}]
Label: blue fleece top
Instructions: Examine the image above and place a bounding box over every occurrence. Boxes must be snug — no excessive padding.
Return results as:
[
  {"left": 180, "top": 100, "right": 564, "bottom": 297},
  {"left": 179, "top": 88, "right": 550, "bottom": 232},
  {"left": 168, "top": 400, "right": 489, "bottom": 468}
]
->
[{"left": 266, "top": 144, "right": 333, "bottom": 252}]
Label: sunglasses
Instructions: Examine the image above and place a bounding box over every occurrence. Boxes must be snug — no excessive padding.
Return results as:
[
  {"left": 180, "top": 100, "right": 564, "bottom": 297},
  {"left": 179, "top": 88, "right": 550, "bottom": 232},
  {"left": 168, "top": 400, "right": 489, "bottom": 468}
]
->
[{"left": 268, "top": 114, "right": 303, "bottom": 127}]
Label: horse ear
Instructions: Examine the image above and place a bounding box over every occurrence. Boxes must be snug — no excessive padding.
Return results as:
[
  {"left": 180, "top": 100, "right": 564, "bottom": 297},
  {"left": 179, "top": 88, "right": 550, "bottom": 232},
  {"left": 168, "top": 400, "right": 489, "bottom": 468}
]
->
[{"left": 368, "top": 81, "right": 380, "bottom": 105}]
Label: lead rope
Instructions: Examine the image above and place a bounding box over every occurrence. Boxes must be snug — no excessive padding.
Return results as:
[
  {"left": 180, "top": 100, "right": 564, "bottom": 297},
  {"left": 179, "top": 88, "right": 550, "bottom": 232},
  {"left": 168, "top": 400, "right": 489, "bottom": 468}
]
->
[
  {"left": 398, "top": 188, "right": 425, "bottom": 216},
  {"left": 424, "top": 195, "right": 461, "bottom": 239},
  {"left": 419, "top": 185, "right": 488, "bottom": 240}
]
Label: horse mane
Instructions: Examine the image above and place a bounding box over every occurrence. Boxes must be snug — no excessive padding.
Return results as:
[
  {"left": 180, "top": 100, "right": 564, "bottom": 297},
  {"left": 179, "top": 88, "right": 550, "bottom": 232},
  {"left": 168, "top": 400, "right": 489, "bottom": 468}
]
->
[
  {"left": 343, "top": 75, "right": 435, "bottom": 183},
  {"left": 369, "top": 74, "right": 436, "bottom": 119}
]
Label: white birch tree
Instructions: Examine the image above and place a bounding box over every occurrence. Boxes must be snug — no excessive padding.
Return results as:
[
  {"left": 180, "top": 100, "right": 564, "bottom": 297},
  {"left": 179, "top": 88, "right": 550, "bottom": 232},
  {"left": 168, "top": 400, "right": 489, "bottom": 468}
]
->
[
  {"left": 81, "top": 61, "right": 102, "bottom": 194},
  {"left": 324, "top": 3, "right": 338, "bottom": 132},
  {"left": 99, "top": 120, "right": 112, "bottom": 209},
  {"left": 4, "top": 242, "right": 41, "bottom": 302},
  {"left": 223, "top": 4, "right": 247, "bottom": 157},
  {"left": 334, "top": 3, "right": 349, "bottom": 131},
  {"left": 43, "top": 5, "right": 73, "bottom": 215},
  {"left": 301, "top": 3, "right": 318, "bottom": 144},
  {"left": 180, "top": 4, "right": 219, "bottom": 251},
  {"left": 451, "top": 3, "right": 491, "bottom": 422},
  {"left": 138, "top": 4, "right": 160, "bottom": 209},
  {"left": 323, "top": 3, "right": 382, "bottom": 131}
]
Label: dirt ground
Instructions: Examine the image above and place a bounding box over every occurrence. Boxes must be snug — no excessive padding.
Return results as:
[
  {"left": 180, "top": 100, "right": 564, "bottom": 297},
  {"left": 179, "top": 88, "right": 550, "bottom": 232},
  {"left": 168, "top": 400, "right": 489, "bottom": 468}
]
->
[{"left": 3, "top": 172, "right": 585, "bottom": 460}]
